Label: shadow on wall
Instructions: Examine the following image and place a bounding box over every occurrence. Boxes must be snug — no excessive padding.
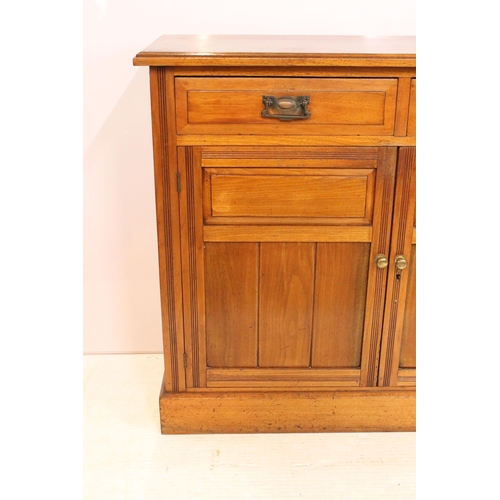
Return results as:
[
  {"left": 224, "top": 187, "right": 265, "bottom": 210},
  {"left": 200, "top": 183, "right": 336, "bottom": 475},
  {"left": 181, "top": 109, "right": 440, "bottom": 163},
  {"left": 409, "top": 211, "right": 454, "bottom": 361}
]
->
[{"left": 84, "top": 69, "right": 164, "bottom": 353}]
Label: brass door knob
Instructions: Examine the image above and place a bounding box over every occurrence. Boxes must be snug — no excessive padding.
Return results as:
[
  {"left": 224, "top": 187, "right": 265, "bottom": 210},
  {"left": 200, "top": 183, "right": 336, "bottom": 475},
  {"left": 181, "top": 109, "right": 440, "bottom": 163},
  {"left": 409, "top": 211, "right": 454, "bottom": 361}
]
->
[
  {"left": 375, "top": 254, "right": 389, "bottom": 269},
  {"left": 395, "top": 255, "right": 408, "bottom": 270}
]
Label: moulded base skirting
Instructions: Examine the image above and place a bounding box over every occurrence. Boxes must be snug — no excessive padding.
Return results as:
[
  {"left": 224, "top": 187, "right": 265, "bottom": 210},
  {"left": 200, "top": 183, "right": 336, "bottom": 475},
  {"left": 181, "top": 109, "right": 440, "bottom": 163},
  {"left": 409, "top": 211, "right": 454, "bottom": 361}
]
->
[{"left": 159, "top": 382, "right": 416, "bottom": 434}]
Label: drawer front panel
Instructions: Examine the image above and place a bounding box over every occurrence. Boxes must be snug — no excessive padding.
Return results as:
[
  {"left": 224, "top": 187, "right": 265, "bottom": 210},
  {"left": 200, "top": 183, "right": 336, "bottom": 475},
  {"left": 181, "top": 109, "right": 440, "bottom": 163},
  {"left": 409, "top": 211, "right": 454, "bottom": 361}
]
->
[
  {"left": 203, "top": 168, "right": 375, "bottom": 224},
  {"left": 176, "top": 77, "right": 398, "bottom": 136}
]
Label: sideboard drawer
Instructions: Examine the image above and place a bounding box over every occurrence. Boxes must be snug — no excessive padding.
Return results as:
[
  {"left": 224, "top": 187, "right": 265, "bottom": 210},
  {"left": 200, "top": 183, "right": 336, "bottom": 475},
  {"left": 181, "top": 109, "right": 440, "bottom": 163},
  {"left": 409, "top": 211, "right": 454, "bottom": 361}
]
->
[{"left": 176, "top": 77, "right": 398, "bottom": 136}]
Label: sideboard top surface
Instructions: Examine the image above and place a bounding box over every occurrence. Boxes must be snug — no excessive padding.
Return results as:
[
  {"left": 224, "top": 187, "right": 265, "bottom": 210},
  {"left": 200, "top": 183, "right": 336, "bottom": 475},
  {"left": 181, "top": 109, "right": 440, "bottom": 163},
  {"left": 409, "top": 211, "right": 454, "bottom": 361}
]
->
[{"left": 133, "top": 35, "right": 416, "bottom": 67}]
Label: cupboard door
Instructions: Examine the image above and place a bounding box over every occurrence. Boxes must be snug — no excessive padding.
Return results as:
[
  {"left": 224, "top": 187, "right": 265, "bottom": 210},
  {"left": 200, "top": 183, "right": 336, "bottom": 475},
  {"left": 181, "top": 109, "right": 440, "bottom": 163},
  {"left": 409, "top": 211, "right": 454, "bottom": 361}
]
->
[
  {"left": 178, "top": 146, "right": 397, "bottom": 389},
  {"left": 378, "top": 147, "right": 416, "bottom": 387}
]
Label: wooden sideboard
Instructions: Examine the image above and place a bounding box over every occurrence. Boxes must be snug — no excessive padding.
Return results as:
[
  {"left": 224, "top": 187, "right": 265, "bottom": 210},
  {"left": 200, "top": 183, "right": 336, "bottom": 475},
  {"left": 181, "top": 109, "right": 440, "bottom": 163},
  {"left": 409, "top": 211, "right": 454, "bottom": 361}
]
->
[{"left": 133, "top": 36, "right": 416, "bottom": 434}]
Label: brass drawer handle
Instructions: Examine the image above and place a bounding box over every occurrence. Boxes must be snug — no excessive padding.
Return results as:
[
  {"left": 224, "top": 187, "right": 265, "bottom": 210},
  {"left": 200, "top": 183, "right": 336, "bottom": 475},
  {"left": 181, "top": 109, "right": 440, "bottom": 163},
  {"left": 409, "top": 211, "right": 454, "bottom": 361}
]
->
[{"left": 262, "top": 95, "right": 311, "bottom": 121}]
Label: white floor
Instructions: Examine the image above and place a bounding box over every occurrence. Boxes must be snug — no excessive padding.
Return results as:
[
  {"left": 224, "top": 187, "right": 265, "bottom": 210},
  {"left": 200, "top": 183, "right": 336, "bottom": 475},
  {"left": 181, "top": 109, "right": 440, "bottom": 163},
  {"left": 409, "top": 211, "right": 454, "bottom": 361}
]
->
[{"left": 84, "top": 354, "right": 416, "bottom": 499}]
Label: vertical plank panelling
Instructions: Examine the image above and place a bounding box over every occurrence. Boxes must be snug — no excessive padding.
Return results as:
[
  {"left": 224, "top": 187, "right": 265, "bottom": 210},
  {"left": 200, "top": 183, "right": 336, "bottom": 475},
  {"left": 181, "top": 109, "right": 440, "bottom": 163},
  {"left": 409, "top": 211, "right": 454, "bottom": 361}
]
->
[
  {"left": 259, "top": 243, "right": 315, "bottom": 367},
  {"left": 399, "top": 245, "right": 416, "bottom": 368},
  {"left": 312, "top": 243, "right": 370, "bottom": 368},
  {"left": 149, "top": 67, "right": 185, "bottom": 392},
  {"left": 205, "top": 243, "right": 259, "bottom": 367}
]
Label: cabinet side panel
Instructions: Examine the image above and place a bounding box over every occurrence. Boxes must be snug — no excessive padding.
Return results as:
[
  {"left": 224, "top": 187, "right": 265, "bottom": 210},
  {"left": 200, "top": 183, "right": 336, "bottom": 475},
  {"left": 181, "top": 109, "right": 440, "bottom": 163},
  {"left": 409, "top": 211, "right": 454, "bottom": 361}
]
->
[
  {"left": 150, "top": 67, "right": 185, "bottom": 392},
  {"left": 312, "top": 243, "right": 370, "bottom": 368},
  {"left": 259, "top": 243, "right": 315, "bottom": 368},
  {"left": 205, "top": 243, "right": 259, "bottom": 367}
]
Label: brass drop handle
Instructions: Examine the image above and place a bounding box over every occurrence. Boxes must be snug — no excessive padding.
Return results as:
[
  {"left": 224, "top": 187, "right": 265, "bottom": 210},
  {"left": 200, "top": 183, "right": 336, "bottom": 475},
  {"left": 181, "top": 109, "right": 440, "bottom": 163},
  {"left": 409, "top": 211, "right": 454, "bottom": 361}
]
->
[
  {"left": 374, "top": 254, "right": 389, "bottom": 269},
  {"left": 394, "top": 255, "right": 408, "bottom": 270},
  {"left": 262, "top": 95, "right": 311, "bottom": 121}
]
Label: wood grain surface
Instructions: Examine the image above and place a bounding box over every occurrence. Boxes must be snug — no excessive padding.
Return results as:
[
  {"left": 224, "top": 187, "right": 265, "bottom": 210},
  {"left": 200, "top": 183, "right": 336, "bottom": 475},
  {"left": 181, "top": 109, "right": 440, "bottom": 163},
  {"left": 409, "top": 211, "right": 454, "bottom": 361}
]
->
[
  {"left": 178, "top": 146, "right": 206, "bottom": 388},
  {"left": 200, "top": 145, "right": 380, "bottom": 167},
  {"left": 394, "top": 77, "right": 412, "bottom": 136},
  {"left": 204, "top": 168, "right": 374, "bottom": 222},
  {"left": 149, "top": 68, "right": 186, "bottom": 393},
  {"left": 176, "top": 77, "right": 398, "bottom": 136},
  {"left": 203, "top": 225, "right": 373, "bottom": 242},
  {"left": 378, "top": 148, "right": 416, "bottom": 386},
  {"left": 311, "top": 243, "right": 370, "bottom": 368},
  {"left": 160, "top": 386, "right": 416, "bottom": 433},
  {"left": 408, "top": 79, "right": 416, "bottom": 136},
  {"left": 177, "top": 135, "right": 415, "bottom": 147},
  {"left": 359, "top": 148, "right": 397, "bottom": 387},
  {"left": 259, "top": 243, "right": 315, "bottom": 367},
  {"left": 206, "top": 368, "right": 361, "bottom": 387},
  {"left": 399, "top": 245, "right": 416, "bottom": 368},
  {"left": 205, "top": 243, "right": 259, "bottom": 368},
  {"left": 134, "top": 35, "right": 416, "bottom": 67}
]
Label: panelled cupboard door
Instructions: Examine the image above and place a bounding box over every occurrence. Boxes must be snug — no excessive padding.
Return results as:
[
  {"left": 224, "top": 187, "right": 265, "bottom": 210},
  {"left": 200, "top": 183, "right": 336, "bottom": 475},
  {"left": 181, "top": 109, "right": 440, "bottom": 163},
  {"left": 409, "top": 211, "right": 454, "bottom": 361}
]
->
[
  {"left": 378, "top": 148, "right": 416, "bottom": 387},
  {"left": 178, "top": 146, "right": 397, "bottom": 390}
]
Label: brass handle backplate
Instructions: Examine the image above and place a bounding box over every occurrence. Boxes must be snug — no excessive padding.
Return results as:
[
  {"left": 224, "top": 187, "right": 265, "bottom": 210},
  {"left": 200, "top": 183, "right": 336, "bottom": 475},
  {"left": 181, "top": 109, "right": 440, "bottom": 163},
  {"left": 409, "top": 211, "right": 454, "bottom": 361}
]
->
[
  {"left": 375, "top": 254, "right": 389, "bottom": 269},
  {"left": 394, "top": 255, "right": 408, "bottom": 270},
  {"left": 262, "top": 95, "right": 311, "bottom": 121}
]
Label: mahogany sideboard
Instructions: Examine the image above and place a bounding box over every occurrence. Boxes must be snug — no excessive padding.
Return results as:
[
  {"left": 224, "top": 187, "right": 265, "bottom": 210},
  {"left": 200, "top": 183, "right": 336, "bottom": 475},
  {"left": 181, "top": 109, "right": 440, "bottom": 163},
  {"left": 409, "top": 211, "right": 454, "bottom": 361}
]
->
[{"left": 133, "top": 35, "right": 416, "bottom": 434}]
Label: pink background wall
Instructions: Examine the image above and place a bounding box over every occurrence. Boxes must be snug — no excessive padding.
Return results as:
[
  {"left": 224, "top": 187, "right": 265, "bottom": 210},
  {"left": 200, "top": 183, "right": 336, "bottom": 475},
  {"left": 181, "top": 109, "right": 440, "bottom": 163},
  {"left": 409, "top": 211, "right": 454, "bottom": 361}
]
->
[{"left": 83, "top": 0, "right": 416, "bottom": 353}]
